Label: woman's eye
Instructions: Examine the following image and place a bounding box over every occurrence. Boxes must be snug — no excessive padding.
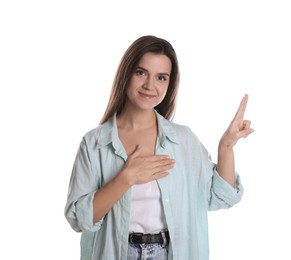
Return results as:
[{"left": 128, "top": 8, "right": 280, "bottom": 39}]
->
[
  {"left": 136, "top": 70, "right": 145, "bottom": 76},
  {"left": 158, "top": 75, "right": 167, "bottom": 81}
]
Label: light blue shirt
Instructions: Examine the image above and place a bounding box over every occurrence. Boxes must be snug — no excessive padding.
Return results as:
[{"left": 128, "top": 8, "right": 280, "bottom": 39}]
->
[{"left": 64, "top": 111, "right": 243, "bottom": 260}]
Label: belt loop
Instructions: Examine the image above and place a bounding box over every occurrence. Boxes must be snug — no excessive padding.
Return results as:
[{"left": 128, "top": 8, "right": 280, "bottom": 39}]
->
[{"left": 161, "top": 229, "right": 167, "bottom": 247}]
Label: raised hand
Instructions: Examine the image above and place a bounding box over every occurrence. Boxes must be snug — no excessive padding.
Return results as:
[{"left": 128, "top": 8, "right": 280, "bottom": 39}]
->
[
  {"left": 122, "top": 145, "right": 175, "bottom": 185},
  {"left": 216, "top": 94, "right": 254, "bottom": 186},
  {"left": 219, "top": 94, "right": 254, "bottom": 148}
]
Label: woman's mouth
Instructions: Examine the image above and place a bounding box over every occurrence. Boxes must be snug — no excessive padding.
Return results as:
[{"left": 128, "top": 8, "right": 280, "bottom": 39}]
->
[{"left": 138, "top": 92, "right": 156, "bottom": 99}]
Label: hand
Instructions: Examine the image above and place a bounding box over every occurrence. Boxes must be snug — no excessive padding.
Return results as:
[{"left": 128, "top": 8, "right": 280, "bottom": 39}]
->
[
  {"left": 121, "top": 145, "right": 175, "bottom": 185},
  {"left": 219, "top": 94, "right": 254, "bottom": 148}
]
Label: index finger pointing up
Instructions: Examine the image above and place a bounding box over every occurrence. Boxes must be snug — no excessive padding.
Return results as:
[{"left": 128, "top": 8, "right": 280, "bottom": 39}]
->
[{"left": 233, "top": 94, "right": 249, "bottom": 121}]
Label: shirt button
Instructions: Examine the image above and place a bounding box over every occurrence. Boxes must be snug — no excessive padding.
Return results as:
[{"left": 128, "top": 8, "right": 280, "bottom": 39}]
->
[{"left": 165, "top": 198, "right": 169, "bottom": 203}]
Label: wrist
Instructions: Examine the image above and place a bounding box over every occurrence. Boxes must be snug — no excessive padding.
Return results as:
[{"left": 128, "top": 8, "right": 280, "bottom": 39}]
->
[
  {"left": 218, "top": 140, "right": 234, "bottom": 151},
  {"left": 118, "top": 169, "right": 135, "bottom": 188}
]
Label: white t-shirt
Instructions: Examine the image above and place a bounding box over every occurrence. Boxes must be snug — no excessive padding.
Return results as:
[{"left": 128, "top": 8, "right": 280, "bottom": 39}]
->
[{"left": 129, "top": 180, "right": 167, "bottom": 234}]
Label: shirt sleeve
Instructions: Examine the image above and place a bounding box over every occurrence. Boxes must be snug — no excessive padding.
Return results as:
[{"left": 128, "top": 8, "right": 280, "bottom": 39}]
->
[
  {"left": 207, "top": 167, "right": 244, "bottom": 211},
  {"left": 196, "top": 137, "right": 244, "bottom": 211},
  {"left": 64, "top": 137, "right": 104, "bottom": 232}
]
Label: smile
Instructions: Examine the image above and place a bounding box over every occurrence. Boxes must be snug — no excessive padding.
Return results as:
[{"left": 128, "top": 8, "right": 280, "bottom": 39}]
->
[{"left": 138, "top": 92, "right": 156, "bottom": 99}]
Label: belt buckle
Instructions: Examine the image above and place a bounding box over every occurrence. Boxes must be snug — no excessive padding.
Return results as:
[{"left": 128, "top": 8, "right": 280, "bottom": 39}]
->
[
  {"left": 161, "top": 230, "right": 167, "bottom": 247},
  {"left": 129, "top": 232, "right": 143, "bottom": 244},
  {"left": 129, "top": 234, "right": 134, "bottom": 244}
]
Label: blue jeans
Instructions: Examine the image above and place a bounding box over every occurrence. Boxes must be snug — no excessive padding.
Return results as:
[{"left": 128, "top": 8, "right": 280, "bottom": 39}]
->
[{"left": 127, "top": 243, "right": 168, "bottom": 260}]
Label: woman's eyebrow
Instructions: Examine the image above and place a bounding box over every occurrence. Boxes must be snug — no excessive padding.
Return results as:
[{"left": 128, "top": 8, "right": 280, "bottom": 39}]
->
[{"left": 136, "top": 66, "right": 170, "bottom": 76}]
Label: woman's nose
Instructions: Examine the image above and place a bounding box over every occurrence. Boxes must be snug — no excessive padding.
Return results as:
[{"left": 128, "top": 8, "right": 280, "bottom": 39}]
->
[{"left": 142, "top": 77, "right": 155, "bottom": 90}]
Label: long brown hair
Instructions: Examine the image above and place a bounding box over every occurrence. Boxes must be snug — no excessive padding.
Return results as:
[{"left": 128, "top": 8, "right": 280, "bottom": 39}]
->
[{"left": 99, "top": 35, "right": 180, "bottom": 124}]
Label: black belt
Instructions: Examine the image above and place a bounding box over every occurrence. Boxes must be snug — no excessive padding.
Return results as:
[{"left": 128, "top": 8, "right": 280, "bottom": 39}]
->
[{"left": 128, "top": 230, "right": 170, "bottom": 245}]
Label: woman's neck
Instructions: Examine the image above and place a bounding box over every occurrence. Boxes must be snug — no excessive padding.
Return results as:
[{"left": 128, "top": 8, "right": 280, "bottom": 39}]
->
[{"left": 117, "top": 109, "right": 157, "bottom": 130}]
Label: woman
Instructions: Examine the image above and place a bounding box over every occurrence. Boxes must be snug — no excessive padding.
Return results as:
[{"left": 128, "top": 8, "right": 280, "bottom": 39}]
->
[{"left": 64, "top": 35, "right": 254, "bottom": 260}]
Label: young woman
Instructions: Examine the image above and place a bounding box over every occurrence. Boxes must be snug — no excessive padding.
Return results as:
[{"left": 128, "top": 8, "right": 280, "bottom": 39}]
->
[{"left": 64, "top": 35, "right": 254, "bottom": 260}]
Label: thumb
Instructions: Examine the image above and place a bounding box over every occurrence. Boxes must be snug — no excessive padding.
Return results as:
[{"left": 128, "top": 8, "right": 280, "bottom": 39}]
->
[
  {"left": 240, "top": 128, "right": 255, "bottom": 138},
  {"left": 242, "top": 128, "right": 255, "bottom": 138},
  {"left": 129, "top": 145, "right": 142, "bottom": 158}
]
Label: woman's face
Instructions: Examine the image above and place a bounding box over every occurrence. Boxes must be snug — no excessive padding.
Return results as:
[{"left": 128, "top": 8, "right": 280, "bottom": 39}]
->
[{"left": 125, "top": 52, "right": 172, "bottom": 112}]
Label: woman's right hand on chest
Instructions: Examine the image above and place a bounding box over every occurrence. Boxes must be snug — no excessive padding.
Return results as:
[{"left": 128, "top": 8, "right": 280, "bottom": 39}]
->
[{"left": 121, "top": 145, "right": 175, "bottom": 186}]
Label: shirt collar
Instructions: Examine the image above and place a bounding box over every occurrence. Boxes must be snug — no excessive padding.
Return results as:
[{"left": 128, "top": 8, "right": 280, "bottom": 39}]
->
[
  {"left": 96, "top": 114, "right": 119, "bottom": 147},
  {"left": 155, "top": 111, "right": 180, "bottom": 148}
]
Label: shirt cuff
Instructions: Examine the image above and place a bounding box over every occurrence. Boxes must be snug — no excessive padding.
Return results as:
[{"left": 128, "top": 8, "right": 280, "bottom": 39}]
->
[
  {"left": 210, "top": 168, "right": 244, "bottom": 208},
  {"left": 75, "top": 190, "right": 104, "bottom": 232}
]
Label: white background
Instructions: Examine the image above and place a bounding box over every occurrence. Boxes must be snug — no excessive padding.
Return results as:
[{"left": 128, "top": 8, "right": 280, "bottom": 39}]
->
[{"left": 1, "top": 0, "right": 290, "bottom": 259}]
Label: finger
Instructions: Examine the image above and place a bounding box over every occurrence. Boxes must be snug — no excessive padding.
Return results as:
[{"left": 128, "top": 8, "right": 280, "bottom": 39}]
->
[
  {"left": 153, "top": 171, "right": 169, "bottom": 180},
  {"left": 243, "top": 120, "right": 251, "bottom": 130},
  {"left": 129, "top": 145, "right": 142, "bottom": 159},
  {"left": 153, "top": 159, "right": 175, "bottom": 173},
  {"left": 233, "top": 94, "right": 248, "bottom": 122},
  {"left": 147, "top": 154, "right": 173, "bottom": 162},
  {"left": 240, "top": 128, "right": 255, "bottom": 138}
]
